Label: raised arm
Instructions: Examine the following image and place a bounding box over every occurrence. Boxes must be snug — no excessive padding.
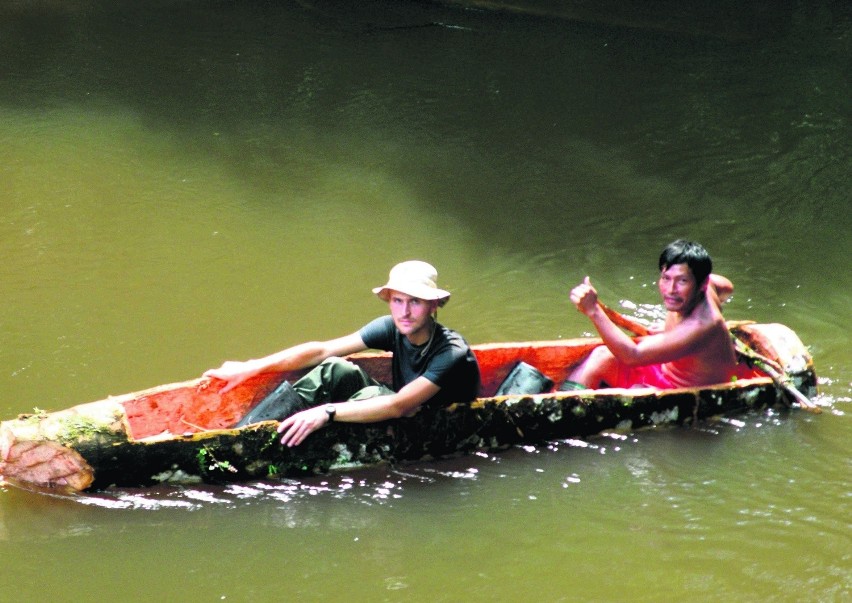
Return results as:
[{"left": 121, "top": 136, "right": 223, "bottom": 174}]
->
[
  {"left": 707, "top": 273, "right": 733, "bottom": 305},
  {"left": 570, "top": 277, "right": 647, "bottom": 363},
  {"left": 569, "top": 276, "right": 716, "bottom": 367}
]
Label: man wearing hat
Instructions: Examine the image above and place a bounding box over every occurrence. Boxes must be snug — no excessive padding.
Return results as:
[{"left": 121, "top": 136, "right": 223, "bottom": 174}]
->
[{"left": 203, "top": 261, "right": 480, "bottom": 447}]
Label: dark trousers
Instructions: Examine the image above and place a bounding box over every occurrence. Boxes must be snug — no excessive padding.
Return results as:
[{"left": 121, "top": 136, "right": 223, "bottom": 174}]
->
[{"left": 292, "top": 357, "right": 394, "bottom": 406}]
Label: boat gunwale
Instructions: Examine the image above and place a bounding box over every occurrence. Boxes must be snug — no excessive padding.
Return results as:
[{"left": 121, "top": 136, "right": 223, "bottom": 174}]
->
[{"left": 0, "top": 322, "right": 816, "bottom": 492}]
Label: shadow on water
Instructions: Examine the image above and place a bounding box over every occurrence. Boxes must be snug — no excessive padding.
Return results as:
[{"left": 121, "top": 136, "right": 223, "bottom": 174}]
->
[
  {"left": 0, "top": 0, "right": 848, "bottom": 402},
  {"left": 1, "top": 1, "right": 848, "bottom": 262}
]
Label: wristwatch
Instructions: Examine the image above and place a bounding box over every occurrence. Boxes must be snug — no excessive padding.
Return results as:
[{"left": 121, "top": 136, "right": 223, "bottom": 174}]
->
[{"left": 324, "top": 404, "right": 336, "bottom": 423}]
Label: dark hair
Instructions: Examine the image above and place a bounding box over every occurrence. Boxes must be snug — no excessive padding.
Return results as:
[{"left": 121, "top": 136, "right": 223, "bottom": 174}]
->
[{"left": 659, "top": 240, "right": 712, "bottom": 284}]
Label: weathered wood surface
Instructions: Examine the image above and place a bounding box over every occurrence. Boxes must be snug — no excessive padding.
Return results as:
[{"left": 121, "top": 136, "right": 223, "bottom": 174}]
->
[{"left": 0, "top": 323, "right": 816, "bottom": 492}]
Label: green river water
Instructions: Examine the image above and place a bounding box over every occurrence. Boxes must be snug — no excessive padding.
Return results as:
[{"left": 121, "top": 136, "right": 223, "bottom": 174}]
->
[{"left": 1, "top": 1, "right": 849, "bottom": 601}]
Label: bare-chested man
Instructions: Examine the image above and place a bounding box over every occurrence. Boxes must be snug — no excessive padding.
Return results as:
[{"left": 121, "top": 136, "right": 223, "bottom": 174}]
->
[{"left": 567, "top": 240, "right": 737, "bottom": 389}]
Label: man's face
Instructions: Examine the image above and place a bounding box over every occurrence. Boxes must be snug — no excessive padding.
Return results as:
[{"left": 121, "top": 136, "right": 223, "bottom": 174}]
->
[
  {"left": 388, "top": 291, "right": 437, "bottom": 341},
  {"left": 658, "top": 263, "right": 702, "bottom": 313}
]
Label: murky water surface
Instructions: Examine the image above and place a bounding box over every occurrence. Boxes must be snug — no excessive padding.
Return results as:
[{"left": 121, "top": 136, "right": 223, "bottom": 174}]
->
[{"left": 1, "top": 1, "right": 849, "bottom": 601}]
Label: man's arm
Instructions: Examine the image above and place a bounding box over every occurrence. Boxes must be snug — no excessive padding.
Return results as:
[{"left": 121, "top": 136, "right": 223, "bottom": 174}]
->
[
  {"left": 570, "top": 276, "right": 717, "bottom": 366},
  {"left": 203, "top": 332, "right": 367, "bottom": 393},
  {"left": 570, "top": 276, "right": 640, "bottom": 360},
  {"left": 277, "top": 376, "right": 440, "bottom": 447},
  {"left": 707, "top": 273, "right": 733, "bottom": 305}
]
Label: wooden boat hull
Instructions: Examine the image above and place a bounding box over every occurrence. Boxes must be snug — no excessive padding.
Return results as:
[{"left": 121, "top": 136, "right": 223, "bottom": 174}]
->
[{"left": 0, "top": 323, "right": 816, "bottom": 492}]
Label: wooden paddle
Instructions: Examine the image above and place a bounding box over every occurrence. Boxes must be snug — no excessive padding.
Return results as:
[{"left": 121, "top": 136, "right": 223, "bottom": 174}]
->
[
  {"left": 599, "top": 301, "right": 820, "bottom": 413},
  {"left": 731, "top": 335, "right": 821, "bottom": 414},
  {"left": 597, "top": 301, "right": 650, "bottom": 337}
]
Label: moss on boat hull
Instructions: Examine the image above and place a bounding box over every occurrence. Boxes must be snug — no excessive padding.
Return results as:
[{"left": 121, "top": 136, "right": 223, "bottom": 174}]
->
[{"left": 0, "top": 323, "right": 817, "bottom": 492}]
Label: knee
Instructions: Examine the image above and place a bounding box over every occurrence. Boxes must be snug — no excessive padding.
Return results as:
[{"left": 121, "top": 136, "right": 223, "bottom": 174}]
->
[
  {"left": 586, "top": 345, "right": 615, "bottom": 366},
  {"left": 320, "top": 356, "right": 357, "bottom": 375}
]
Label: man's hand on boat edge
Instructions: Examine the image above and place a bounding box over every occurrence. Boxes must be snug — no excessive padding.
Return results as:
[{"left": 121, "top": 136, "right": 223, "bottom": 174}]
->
[{"left": 202, "top": 360, "right": 261, "bottom": 394}]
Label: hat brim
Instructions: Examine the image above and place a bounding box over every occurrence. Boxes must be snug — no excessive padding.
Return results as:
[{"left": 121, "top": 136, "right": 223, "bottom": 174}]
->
[{"left": 372, "top": 284, "right": 450, "bottom": 307}]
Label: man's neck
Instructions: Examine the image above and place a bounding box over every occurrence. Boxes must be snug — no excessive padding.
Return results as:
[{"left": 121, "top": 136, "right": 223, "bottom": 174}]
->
[
  {"left": 407, "top": 318, "right": 436, "bottom": 346},
  {"left": 669, "top": 294, "right": 706, "bottom": 325}
]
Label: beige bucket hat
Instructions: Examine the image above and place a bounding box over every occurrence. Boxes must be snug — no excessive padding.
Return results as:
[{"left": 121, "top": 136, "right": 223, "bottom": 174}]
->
[{"left": 372, "top": 260, "right": 451, "bottom": 307}]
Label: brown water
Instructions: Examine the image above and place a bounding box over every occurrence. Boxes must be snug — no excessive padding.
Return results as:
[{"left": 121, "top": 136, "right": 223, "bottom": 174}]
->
[{"left": 1, "top": 1, "right": 849, "bottom": 601}]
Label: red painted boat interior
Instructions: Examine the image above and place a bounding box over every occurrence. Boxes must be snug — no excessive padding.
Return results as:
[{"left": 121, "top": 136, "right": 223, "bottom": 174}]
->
[{"left": 120, "top": 339, "right": 766, "bottom": 441}]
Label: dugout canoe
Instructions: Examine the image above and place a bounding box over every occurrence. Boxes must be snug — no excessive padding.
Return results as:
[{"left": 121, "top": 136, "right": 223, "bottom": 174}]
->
[{"left": 0, "top": 321, "right": 817, "bottom": 493}]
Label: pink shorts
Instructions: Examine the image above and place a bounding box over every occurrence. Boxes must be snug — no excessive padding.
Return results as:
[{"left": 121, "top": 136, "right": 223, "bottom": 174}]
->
[{"left": 610, "top": 363, "right": 676, "bottom": 389}]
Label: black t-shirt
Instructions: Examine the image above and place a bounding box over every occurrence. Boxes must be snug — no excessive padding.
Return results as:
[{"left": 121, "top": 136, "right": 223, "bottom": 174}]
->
[{"left": 359, "top": 316, "right": 480, "bottom": 407}]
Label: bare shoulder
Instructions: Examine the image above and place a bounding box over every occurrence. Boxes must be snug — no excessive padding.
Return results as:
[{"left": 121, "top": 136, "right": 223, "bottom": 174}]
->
[{"left": 665, "top": 301, "right": 726, "bottom": 342}]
